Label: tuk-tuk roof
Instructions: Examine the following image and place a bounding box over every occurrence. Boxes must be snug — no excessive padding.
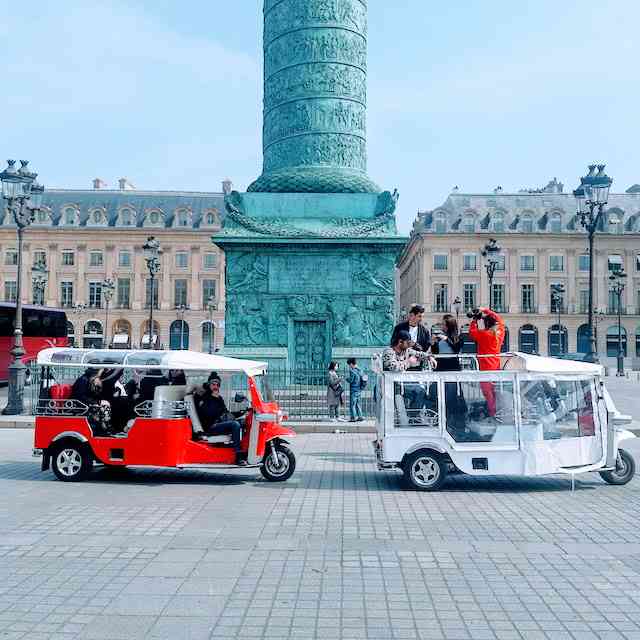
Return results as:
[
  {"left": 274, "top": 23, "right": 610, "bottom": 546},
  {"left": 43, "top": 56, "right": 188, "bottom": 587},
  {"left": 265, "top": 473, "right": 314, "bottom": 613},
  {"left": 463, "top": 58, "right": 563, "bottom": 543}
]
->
[
  {"left": 503, "top": 352, "right": 603, "bottom": 375},
  {"left": 36, "top": 348, "right": 268, "bottom": 376}
]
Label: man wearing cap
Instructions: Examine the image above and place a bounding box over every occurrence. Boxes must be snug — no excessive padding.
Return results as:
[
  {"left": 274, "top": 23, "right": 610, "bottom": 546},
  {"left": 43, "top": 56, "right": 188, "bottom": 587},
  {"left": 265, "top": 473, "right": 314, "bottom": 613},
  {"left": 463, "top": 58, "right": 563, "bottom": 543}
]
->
[
  {"left": 383, "top": 330, "right": 434, "bottom": 372},
  {"left": 195, "top": 372, "right": 246, "bottom": 465}
]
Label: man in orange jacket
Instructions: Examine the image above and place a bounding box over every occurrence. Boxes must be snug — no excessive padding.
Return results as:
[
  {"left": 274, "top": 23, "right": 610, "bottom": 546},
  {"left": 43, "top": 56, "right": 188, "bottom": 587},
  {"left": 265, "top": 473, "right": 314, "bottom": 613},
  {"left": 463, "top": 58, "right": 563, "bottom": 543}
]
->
[{"left": 468, "top": 308, "right": 505, "bottom": 417}]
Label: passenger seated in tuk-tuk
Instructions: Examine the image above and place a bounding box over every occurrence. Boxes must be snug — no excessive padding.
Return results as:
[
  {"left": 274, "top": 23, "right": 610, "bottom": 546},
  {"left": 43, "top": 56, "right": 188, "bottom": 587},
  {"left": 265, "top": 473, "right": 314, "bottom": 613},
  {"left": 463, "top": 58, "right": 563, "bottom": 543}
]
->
[
  {"left": 194, "top": 372, "right": 247, "bottom": 465},
  {"left": 71, "top": 368, "right": 112, "bottom": 435}
]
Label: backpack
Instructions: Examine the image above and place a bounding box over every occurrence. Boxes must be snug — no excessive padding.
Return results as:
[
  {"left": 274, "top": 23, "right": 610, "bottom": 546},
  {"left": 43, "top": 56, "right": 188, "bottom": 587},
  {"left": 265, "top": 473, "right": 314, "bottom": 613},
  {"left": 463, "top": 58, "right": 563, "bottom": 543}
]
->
[{"left": 359, "top": 373, "right": 368, "bottom": 390}]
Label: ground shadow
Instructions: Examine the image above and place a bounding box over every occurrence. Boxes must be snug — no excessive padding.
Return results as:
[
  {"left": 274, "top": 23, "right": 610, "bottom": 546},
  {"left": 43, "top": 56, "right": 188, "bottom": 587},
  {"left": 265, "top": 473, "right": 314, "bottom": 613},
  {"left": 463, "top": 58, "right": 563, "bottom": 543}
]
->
[{"left": 306, "top": 452, "right": 372, "bottom": 464}]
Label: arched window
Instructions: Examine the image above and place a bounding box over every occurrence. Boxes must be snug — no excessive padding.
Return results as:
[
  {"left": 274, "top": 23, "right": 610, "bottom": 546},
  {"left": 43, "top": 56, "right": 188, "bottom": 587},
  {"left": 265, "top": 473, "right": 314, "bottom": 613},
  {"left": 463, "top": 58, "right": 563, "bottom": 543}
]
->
[
  {"left": 501, "top": 327, "right": 510, "bottom": 353},
  {"left": 636, "top": 326, "right": 640, "bottom": 358},
  {"left": 112, "top": 319, "right": 132, "bottom": 348},
  {"left": 577, "top": 324, "right": 591, "bottom": 354},
  {"left": 202, "top": 321, "right": 214, "bottom": 353},
  {"left": 92, "top": 211, "right": 103, "bottom": 224},
  {"left": 176, "top": 211, "right": 190, "bottom": 227},
  {"left": 460, "top": 323, "right": 477, "bottom": 354},
  {"left": 520, "top": 214, "right": 534, "bottom": 233},
  {"left": 463, "top": 214, "right": 475, "bottom": 233},
  {"left": 492, "top": 212, "right": 505, "bottom": 233},
  {"left": 548, "top": 324, "right": 568, "bottom": 356},
  {"left": 141, "top": 320, "right": 161, "bottom": 348},
  {"left": 169, "top": 320, "right": 189, "bottom": 350},
  {"left": 608, "top": 212, "right": 624, "bottom": 234},
  {"left": 66, "top": 321, "right": 75, "bottom": 347},
  {"left": 519, "top": 324, "right": 538, "bottom": 354},
  {"left": 119, "top": 208, "right": 134, "bottom": 226},
  {"left": 606, "top": 325, "right": 627, "bottom": 357},
  {"left": 62, "top": 206, "right": 78, "bottom": 226},
  {"left": 434, "top": 211, "right": 447, "bottom": 233},
  {"left": 83, "top": 320, "right": 103, "bottom": 348},
  {"left": 549, "top": 212, "right": 562, "bottom": 233}
]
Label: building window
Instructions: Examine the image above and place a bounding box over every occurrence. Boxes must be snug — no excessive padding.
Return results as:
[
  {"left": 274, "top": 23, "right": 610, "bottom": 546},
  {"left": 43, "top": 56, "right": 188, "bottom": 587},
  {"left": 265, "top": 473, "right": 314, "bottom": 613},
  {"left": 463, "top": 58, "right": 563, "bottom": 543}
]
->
[
  {"left": 89, "top": 251, "right": 103, "bottom": 268},
  {"left": 579, "top": 254, "right": 590, "bottom": 272},
  {"left": 88, "top": 282, "right": 102, "bottom": 308},
  {"left": 550, "top": 285, "right": 565, "bottom": 313},
  {"left": 549, "top": 213, "right": 562, "bottom": 233},
  {"left": 36, "top": 210, "right": 48, "bottom": 224},
  {"left": 434, "top": 212, "right": 447, "bottom": 233},
  {"left": 116, "top": 278, "right": 130, "bottom": 309},
  {"left": 608, "top": 289, "right": 623, "bottom": 315},
  {"left": 579, "top": 290, "right": 589, "bottom": 315},
  {"left": 520, "top": 215, "right": 534, "bottom": 233},
  {"left": 607, "top": 326, "right": 627, "bottom": 357},
  {"left": 32, "top": 281, "right": 46, "bottom": 306},
  {"left": 521, "top": 284, "right": 535, "bottom": 313},
  {"left": 145, "top": 279, "right": 159, "bottom": 309},
  {"left": 520, "top": 255, "right": 535, "bottom": 272},
  {"left": 149, "top": 211, "right": 160, "bottom": 224},
  {"left": 434, "top": 284, "right": 448, "bottom": 312},
  {"left": 202, "top": 279, "right": 216, "bottom": 308},
  {"left": 608, "top": 254, "right": 623, "bottom": 273},
  {"left": 4, "top": 281, "right": 17, "bottom": 303},
  {"left": 60, "top": 282, "right": 74, "bottom": 308},
  {"left": 433, "top": 254, "right": 448, "bottom": 271},
  {"left": 118, "top": 250, "right": 132, "bottom": 268},
  {"left": 175, "top": 251, "right": 189, "bottom": 269},
  {"left": 206, "top": 212, "right": 217, "bottom": 225},
  {"left": 120, "top": 210, "right": 133, "bottom": 226},
  {"left": 609, "top": 213, "right": 623, "bottom": 234},
  {"left": 92, "top": 210, "right": 104, "bottom": 224},
  {"left": 495, "top": 255, "right": 506, "bottom": 271},
  {"left": 463, "top": 284, "right": 477, "bottom": 311},
  {"left": 4, "top": 249, "right": 18, "bottom": 266},
  {"left": 61, "top": 251, "right": 75, "bottom": 266},
  {"left": 203, "top": 252, "right": 218, "bottom": 270},
  {"left": 492, "top": 212, "right": 505, "bottom": 233},
  {"left": 492, "top": 284, "right": 506, "bottom": 312},
  {"left": 174, "top": 279, "right": 188, "bottom": 307},
  {"left": 636, "top": 255, "right": 640, "bottom": 272},
  {"left": 463, "top": 254, "right": 477, "bottom": 271},
  {"left": 33, "top": 250, "right": 46, "bottom": 267},
  {"left": 549, "top": 255, "right": 564, "bottom": 272},
  {"left": 463, "top": 215, "right": 475, "bottom": 233},
  {"left": 519, "top": 324, "right": 538, "bottom": 354},
  {"left": 176, "top": 211, "right": 190, "bottom": 227},
  {"left": 64, "top": 208, "right": 76, "bottom": 225}
]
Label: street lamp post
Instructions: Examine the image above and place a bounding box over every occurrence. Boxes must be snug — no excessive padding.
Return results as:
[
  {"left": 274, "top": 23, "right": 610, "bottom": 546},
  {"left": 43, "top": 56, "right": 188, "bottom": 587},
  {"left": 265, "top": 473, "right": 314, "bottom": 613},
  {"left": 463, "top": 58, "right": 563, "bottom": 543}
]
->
[
  {"left": 206, "top": 297, "right": 217, "bottom": 354},
  {"left": 1, "top": 160, "right": 45, "bottom": 415},
  {"left": 72, "top": 304, "right": 86, "bottom": 348},
  {"left": 481, "top": 238, "right": 502, "bottom": 309},
  {"left": 550, "top": 283, "right": 565, "bottom": 355},
  {"left": 175, "top": 304, "right": 188, "bottom": 349},
  {"left": 609, "top": 269, "right": 627, "bottom": 376},
  {"left": 101, "top": 278, "right": 115, "bottom": 349},
  {"left": 453, "top": 296, "right": 462, "bottom": 323},
  {"left": 142, "top": 237, "right": 162, "bottom": 349},
  {"left": 32, "top": 259, "right": 48, "bottom": 306},
  {"left": 574, "top": 164, "right": 613, "bottom": 363}
]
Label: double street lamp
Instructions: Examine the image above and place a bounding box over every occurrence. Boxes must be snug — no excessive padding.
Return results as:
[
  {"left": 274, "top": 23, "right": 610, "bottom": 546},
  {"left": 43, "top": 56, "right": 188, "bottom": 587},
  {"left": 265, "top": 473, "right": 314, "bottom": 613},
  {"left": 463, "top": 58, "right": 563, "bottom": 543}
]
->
[
  {"left": 574, "top": 164, "right": 613, "bottom": 363},
  {"left": 0, "top": 160, "right": 45, "bottom": 415},
  {"left": 550, "top": 283, "right": 566, "bottom": 356},
  {"left": 452, "top": 296, "right": 462, "bottom": 322},
  {"left": 481, "top": 238, "right": 502, "bottom": 309},
  {"left": 101, "top": 278, "right": 115, "bottom": 349},
  {"left": 609, "top": 269, "right": 627, "bottom": 376},
  {"left": 32, "top": 259, "right": 48, "bottom": 306},
  {"left": 142, "top": 237, "right": 162, "bottom": 349},
  {"left": 206, "top": 296, "right": 217, "bottom": 354}
]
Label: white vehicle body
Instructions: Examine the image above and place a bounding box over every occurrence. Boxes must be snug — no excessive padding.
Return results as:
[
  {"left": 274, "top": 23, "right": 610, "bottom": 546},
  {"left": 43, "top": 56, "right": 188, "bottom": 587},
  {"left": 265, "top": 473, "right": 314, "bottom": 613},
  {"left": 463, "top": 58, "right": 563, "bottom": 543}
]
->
[{"left": 372, "top": 352, "right": 636, "bottom": 488}]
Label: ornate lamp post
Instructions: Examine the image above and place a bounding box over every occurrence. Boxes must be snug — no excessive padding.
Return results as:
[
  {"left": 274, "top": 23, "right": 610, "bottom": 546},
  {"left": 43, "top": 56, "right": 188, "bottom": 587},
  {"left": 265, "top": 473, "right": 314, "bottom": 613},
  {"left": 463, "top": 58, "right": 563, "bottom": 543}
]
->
[
  {"left": 550, "top": 283, "right": 565, "bottom": 355},
  {"left": 206, "top": 296, "right": 217, "bottom": 354},
  {"left": 574, "top": 164, "right": 613, "bottom": 363},
  {"left": 101, "top": 278, "right": 115, "bottom": 349},
  {"left": 1, "top": 160, "right": 44, "bottom": 415},
  {"left": 71, "top": 304, "right": 86, "bottom": 347},
  {"left": 453, "top": 296, "right": 462, "bottom": 322},
  {"left": 142, "top": 237, "right": 162, "bottom": 349},
  {"left": 175, "top": 304, "right": 188, "bottom": 350},
  {"left": 609, "top": 269, "right": 627, "bottom": 376},
  {"left": 32, "top": 259, "right": 48, "bottom": 306},
  {"left": 481, "top": 238, "right": 502, "bottom": 308}
]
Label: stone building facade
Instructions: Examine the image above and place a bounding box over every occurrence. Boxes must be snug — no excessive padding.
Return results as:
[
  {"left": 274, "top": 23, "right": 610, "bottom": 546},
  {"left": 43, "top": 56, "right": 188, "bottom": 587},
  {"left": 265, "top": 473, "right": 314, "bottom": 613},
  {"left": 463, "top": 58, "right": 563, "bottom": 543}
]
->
[
  {"left": 398, "top": 180, "right": 640, "bottom": 365},
  {"left": 0, "top": 183, "right": 229, "bottom": 352}
]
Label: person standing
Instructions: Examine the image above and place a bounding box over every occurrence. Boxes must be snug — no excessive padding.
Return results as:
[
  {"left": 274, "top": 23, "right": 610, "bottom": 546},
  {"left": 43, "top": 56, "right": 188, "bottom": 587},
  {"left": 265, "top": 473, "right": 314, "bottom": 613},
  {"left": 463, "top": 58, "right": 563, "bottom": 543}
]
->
[
  {"left": 431, "top": 314, "right": 462, "bottom": 372},
  {"left": 468, "top": 307, "right": 505, "bottom": 417},
  {"left": 346, "top": 358, "right": 364, "bottom": 422},
  {"left": 390, "top": 304, "right": 430, "bottom": 353},
  {"left": 326, "top": 362, "right": 344, "bottom": 422}
]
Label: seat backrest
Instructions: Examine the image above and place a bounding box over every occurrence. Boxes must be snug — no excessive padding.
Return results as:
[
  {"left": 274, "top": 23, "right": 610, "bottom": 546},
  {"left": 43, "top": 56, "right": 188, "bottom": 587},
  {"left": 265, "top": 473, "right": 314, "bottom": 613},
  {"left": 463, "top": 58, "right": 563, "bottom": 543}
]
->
[
  {"left": 50, "top": 384, "right": 73, "bottom": 400},
  {"left": 184, "top": 394, "right": 204, "bottom": 434},
  {"left": 153, "top": 385, "right": 188, "bottom": 402}
]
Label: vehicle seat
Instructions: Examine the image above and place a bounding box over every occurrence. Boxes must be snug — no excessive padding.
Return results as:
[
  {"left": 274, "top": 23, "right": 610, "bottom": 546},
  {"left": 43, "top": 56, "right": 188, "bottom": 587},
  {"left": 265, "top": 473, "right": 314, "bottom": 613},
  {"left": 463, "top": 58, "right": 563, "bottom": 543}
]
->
[
  {"left": 183, "top": 393, "right": 233, "bottom": 444},
  {"left": 151, "top": 385, "right": 188, "bottom": 419},
  {"left": 50, "top": 384, "right": 73, "bottom": 400}
]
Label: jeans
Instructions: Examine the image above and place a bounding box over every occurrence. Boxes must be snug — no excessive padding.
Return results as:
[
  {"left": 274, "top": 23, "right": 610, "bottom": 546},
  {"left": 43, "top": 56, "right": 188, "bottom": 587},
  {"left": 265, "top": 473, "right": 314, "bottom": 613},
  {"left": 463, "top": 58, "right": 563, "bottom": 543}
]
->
[
  {"left": 204, "top": 419, "right": 242, "bottom": 452},
  {"left": 349, "top": 390, "right": 363, "bottom": 420}
]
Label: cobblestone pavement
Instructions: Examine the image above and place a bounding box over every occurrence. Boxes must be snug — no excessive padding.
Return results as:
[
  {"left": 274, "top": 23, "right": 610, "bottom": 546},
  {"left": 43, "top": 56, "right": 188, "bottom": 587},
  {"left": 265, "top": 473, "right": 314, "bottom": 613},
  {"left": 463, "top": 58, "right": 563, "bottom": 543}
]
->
[{"left": 0, "top": 431, "right": 639, "bottom": 640}]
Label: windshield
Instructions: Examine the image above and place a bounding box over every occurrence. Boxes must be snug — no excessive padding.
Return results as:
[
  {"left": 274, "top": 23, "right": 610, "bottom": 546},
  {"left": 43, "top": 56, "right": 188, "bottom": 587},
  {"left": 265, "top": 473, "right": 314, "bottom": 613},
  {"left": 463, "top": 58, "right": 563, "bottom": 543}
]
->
[{"left": 254, "top": 374, "right": 275, "bottom": 403}]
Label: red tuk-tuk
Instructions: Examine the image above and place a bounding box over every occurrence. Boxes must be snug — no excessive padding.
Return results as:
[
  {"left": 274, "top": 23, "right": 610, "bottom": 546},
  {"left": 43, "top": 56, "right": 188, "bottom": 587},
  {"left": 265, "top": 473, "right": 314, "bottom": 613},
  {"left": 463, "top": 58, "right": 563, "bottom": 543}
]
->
[{"left": 32, "top": 348, "right": 296, "bottom": 482}]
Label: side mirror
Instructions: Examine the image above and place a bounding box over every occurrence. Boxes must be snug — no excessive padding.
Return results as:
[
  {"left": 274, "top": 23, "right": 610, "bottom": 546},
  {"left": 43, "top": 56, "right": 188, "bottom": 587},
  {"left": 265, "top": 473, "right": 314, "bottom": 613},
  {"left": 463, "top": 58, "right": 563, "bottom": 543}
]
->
[{"left": 234, "top": 392, "right": 248, "bottom": 404}]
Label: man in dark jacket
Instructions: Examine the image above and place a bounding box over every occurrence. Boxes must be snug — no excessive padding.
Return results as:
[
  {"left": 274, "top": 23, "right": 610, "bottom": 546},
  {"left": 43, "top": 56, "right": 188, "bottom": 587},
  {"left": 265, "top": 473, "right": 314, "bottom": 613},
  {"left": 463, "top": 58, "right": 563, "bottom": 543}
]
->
[
  {"left": 194, "top": 372, "right": 246, "bottom": 465},
  {"left": 390, "top": 304, "right": 430, "bottom": 353}
]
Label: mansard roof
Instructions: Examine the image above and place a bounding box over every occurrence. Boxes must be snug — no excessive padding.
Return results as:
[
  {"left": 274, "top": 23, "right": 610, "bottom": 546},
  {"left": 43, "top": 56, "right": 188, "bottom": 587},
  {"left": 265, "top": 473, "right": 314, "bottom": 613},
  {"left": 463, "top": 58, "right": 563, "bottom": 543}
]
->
[{"left": 1, "top": 189, "right": 225, "bottom": 229}]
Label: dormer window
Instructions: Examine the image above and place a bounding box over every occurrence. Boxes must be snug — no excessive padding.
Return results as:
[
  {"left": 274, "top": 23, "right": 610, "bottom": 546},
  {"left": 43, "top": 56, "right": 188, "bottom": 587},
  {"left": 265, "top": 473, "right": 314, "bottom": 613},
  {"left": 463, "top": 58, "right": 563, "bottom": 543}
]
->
[
  {"left": 463, "top": 214, "right": 475, "bottom": 233},
  {"left": 150, "top": 212, "right": 159, "bottom": 224},
  {"left": 173, "top": 208, "right": 192, "bottom": 228},
  {"left": 88, "top": 208, "right": 107, "bottom": 227},
  {"left": 144, "top": 209, "right": 164, "bottom": 228},
  {"left": 492, "top": 212, "right": 505, "bottom": 233},
  {"left": 434, "top": 211, "right": 447, "bottom": 233},
  {"left": 549, "top": 212, "right": 562, "bottom": 233},
  {"left": 62, "top": 206, "right": 79, "bottom": 226},
  {"left": 520, "top": 214, "right": 534, "bottom": 233},
  {"left": 34, "top": 208, "right": 51, "bottom": 225},
  {"left": 609, "top": 212, "right": 623, "bottom": 234},
  {"left": 118, "top": 208, "right": 135, "bottom": 226}
]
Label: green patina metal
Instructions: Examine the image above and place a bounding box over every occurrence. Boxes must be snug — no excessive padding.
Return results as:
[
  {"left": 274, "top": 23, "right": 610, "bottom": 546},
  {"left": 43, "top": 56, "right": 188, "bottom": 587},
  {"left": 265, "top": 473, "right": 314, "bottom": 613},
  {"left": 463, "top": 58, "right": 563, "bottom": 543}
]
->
[
  {"left": 213, "top": 0, "right": 406, "bottom": 370},
  {"left": 248, "top": 0, "right": 379, "bottom": 194}
]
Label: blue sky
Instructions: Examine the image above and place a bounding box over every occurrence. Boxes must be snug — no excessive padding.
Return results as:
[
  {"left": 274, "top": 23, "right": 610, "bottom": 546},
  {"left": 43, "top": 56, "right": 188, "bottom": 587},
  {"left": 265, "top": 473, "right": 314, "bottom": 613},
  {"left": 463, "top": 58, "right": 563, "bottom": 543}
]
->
[{"left": 2, "top": 1, "right": 639, "bottom": 232}]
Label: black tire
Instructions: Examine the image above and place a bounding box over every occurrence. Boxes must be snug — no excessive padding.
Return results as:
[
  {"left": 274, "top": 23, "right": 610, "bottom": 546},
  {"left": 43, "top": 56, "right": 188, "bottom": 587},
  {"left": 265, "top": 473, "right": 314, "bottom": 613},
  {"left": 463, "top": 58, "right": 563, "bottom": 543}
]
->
[
  {"left": 599, "top": 449, "right": 636, "bottom": 486},
  {"left": 51, "top": 441, "right": 92, "bottom": 482},
  {"left": 260, "top": 442, "right": 296, "bottom": 482},
  {"left": 403, "top": 450, "right": 447, "bottom": 491}
]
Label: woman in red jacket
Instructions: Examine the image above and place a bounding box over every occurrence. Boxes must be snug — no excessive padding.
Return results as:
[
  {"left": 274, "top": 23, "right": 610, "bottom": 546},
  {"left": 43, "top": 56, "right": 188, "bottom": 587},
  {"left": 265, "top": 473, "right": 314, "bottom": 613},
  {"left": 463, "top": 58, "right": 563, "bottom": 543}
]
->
[{"left": 468, "top": 308, "right": 505, "bottom": 417}]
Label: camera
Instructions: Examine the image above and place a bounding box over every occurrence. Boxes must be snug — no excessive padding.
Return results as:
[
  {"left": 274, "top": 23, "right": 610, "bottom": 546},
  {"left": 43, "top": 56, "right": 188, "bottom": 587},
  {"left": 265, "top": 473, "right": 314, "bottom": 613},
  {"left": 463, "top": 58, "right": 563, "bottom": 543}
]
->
[{"left": 466, "top": 308, "right": 482, "bottom": 320}]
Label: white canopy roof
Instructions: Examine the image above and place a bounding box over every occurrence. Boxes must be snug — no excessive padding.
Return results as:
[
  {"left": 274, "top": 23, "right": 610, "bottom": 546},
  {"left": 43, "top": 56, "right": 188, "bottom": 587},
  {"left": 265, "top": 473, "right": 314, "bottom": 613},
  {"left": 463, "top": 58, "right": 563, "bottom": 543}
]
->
[
  {"left": 503, "top": 352, "right": 603, "bottom": 375},
  {"left": 36, "top": 348, "right": 268, "bottom": 376}
]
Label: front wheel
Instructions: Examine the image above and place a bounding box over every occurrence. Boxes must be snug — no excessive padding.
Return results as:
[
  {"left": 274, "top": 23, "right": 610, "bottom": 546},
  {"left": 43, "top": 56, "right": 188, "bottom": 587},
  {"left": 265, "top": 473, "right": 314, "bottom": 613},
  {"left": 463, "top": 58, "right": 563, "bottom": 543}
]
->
[
  {"left": 260, "top": 442, "right": 296, "bottom": 482},
  {"left": 599, "top": 449, "right": 636, "bottom": 485},
  {"left": 403, "top": 450, "right": 448, "bottom": 491},
  {"left": 51, "top": 442, "right": 92, "bottom": 482}
]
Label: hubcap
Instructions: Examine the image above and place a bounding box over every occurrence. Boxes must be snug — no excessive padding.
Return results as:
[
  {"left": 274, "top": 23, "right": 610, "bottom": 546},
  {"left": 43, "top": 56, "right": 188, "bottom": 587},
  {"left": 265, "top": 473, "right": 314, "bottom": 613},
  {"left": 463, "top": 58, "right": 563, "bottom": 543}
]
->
[
  {"left": 411, "top": 456, "right": 440, "bottom": 487},
  {"left": 265, "top": 451, "right": 289, "bottom": 477},
  {"left": 613, "top": 453, "right": 629, "bottom": 478},
  {"left": 56, "top": 449, "right": 82, "bottom": 477}
]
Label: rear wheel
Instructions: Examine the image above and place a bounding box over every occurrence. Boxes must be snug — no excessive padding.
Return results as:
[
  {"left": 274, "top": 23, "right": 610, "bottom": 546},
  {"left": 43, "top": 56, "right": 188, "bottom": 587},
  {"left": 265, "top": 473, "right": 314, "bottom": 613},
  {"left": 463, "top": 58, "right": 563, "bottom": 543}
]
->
[
  {"left": 260, "top": 442, "right": 296, "bottom": 482},
  {"left": 403, "top": 450, "right": 447, "bottom": 491},
  {"left": 51, "top": 442, "right": 92, "bottom": 482},
  {"left": 599, "top": 449, "right": 636, "bottom": 485}
]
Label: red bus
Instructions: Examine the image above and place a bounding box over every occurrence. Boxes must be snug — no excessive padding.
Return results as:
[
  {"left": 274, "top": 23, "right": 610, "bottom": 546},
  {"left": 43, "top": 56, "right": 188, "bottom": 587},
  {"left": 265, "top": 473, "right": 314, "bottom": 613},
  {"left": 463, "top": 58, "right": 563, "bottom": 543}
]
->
[{"left": 0, "top": 304, "right": 69, "bottom": 383}]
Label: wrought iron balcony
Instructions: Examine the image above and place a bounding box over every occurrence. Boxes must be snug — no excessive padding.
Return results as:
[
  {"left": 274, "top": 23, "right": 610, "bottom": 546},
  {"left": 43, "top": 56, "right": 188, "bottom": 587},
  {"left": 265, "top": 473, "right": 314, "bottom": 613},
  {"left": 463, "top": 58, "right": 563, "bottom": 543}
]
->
[{"left": 520, "top": 305, "right": 538, "bottom": 314}]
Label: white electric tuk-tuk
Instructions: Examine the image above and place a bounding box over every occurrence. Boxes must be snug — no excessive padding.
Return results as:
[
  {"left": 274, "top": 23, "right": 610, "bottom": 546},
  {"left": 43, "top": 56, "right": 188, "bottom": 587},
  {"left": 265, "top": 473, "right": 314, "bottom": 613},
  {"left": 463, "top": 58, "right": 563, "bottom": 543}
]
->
[{"left": 372, "top": 352, "right": 636, "bottom": 490}]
